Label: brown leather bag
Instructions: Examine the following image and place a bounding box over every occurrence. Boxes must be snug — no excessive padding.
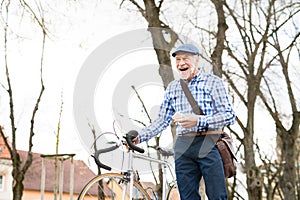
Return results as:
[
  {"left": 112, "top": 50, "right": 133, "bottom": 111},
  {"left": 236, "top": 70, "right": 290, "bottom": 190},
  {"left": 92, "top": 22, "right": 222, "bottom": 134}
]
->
[
  {"left": 180, "top": 79, "right": 237, "bottom": 178},
  {"left": 215, "top": 132, "right": 237, "bottom": 178}
]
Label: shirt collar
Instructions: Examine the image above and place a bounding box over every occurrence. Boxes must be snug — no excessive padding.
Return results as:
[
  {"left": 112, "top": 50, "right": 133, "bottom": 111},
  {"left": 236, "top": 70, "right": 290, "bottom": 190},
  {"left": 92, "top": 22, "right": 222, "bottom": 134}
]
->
[{"left": 188, "top": 71, "right": 201, "bottom": 84}]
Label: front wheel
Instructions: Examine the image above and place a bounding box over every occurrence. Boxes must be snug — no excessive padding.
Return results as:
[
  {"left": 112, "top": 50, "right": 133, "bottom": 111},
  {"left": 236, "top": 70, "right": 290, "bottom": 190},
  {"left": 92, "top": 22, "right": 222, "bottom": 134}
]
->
[{"left": 77, "top": 173, "right": 151, "bottom": 200}]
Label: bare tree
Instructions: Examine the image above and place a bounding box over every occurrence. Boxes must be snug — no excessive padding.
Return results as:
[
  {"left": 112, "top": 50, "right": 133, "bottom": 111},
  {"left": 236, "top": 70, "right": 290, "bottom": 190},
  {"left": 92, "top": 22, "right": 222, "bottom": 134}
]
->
[
  {"left": 0, "top": 0, "right": 47, "bottom": 199},
  {"left": 222, "top": 0, "right": 300, "bottom": 199},
  {"left": 54, "top": 95, "right": 63, "bottom": 200},
  {"left": 256, "top": 142, "right": 283, "bottom": 200},
  {"left": 258, "top": 7, "right": 300, "bottom": 198}
]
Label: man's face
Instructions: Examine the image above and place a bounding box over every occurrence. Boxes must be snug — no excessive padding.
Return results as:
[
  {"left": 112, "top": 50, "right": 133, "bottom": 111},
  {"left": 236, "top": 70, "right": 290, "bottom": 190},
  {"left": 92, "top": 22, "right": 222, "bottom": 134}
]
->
[{"left": 175, "top": 52, "right": 199, "bottom": 81}]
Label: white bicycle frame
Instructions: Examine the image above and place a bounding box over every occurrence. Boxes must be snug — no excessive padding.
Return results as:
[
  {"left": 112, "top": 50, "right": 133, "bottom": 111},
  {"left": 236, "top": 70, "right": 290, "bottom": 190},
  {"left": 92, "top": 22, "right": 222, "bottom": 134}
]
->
[{"left": 126, "top": 150, "right": 176, "bottom": 200}]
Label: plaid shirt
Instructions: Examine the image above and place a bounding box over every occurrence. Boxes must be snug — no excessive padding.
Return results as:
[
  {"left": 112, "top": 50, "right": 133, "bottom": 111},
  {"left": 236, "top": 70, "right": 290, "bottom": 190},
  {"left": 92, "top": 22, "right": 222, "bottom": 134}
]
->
[{"left": 138, "top": 71, "right": 236, "bottom": 143}]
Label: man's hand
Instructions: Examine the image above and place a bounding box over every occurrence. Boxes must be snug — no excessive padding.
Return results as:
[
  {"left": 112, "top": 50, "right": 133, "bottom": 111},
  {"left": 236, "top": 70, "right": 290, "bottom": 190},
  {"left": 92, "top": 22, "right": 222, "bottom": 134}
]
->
[
  {"left": 173, "top": 113, "right": 198, "bottom": 128},
  {"left": 132, "top": 137, "right": 138, "bottom": 145},
  {"left": 126, "top": 136, "right": 139, "bottom": 152}
]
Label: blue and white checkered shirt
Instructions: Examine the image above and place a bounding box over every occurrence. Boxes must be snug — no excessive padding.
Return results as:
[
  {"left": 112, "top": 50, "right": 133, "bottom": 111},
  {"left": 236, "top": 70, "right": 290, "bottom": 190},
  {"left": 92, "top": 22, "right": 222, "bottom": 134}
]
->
[{"left": 138, "top": 71, "right": 236, "bottom": 143}]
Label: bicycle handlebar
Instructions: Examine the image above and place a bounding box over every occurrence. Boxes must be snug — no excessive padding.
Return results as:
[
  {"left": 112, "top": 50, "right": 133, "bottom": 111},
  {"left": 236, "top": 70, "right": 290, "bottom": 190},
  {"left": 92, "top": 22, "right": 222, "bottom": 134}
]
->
[
  {"left": 92, "top": 130, "right": 144, "bottom": 170},
  {"left": 92, "top": 145, "right": 119, "bottom": 170},
  {"left": 124, "top": 130, "right": 145, "bottom": 153}
]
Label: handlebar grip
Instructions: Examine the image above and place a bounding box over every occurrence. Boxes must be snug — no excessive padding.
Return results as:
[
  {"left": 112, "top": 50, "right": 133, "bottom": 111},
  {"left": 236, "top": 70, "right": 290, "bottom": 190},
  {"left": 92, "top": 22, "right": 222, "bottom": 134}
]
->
[
  {"left": 92, "top": 155, "right": 111, "bottom": 171},
  {"left": 93, "top": 145, "right": 119, "bottom": 170},
  {"left": 125, "top": 130, "right": 145, "bottom": 153}
]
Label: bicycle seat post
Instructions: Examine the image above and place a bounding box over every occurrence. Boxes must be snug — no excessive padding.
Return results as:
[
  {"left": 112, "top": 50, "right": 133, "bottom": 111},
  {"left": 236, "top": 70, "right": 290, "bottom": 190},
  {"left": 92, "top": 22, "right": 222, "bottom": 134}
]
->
[
  {"left": 158, "top": 147, "right": 174, "bottom": 200},
  {"left": 128, "top": 149, "right": 134, "bottom": 200},
  {"left": 161, "top": 162, "right": 167, "bottom": 200}
]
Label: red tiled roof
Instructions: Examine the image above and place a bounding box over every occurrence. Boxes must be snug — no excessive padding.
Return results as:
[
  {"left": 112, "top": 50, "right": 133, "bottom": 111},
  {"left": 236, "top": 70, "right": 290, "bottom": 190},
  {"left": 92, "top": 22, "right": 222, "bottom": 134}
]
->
[{"left": 18, "top": 150, "right": 96, "bottom": 194}]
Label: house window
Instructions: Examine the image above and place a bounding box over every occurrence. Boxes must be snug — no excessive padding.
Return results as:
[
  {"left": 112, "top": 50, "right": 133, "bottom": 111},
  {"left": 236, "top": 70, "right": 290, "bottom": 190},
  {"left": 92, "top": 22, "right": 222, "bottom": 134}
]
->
[{"left": 0, "top": 175, "right": 4, "bottom": 192}]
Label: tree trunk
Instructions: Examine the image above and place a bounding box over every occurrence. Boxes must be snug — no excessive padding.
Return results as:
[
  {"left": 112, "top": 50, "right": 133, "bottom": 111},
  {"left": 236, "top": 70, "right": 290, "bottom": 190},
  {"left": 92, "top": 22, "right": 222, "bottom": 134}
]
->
[
  {"left": 143, "top": 0, "right": 177, "bottom": 89},
  {"left": 278, "top": 124, "right": 298, "bottom": 200},
  {"left": 12, "top": 171, "right": 25, "bottom": 200},
  {"left": 280, "top": 134, "right": 296, "bottom": 200},
  {"left": 149, "top": 27, "right": 176, "bottom": 89},
  {"left": 210, "top": 0, "right": 228, "bottom": 78},
  {"left": 245, "top": 78, "right": 262, "bottom": 200}
]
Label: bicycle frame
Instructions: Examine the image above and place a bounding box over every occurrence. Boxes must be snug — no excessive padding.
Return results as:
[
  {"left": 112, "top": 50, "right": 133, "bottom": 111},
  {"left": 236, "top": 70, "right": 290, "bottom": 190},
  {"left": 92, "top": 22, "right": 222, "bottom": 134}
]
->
[
  {"left": 128, "top": 150, "right": 135, "bottom": 200},
  {"left": 130, "top": 150, "right": 176, "bottom": 200},
  {"left": 81, "top": 131, "right": 177, "bottom": 200}
]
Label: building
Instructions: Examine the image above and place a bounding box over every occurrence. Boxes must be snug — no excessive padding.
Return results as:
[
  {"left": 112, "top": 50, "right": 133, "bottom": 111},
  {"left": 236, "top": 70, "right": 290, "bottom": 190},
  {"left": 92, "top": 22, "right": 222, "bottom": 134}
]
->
[
  {"left": 0, "top": 135, "right": 156, "bottom": 200},
  {"left": 0, "top": 135, "right": 96, "bottom": 200},
  {"left": 20, "top": 151, "right": 96, "bottom": 200},
  {"left": 0, "top": 136, "right": 13, "bottom": 200}
]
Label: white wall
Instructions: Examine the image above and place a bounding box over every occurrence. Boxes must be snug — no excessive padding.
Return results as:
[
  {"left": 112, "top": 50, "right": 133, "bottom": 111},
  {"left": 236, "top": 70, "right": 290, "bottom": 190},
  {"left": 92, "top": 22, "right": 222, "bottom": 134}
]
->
[{"left": 0, "top": 159, "right": 13, "bottom": 200}]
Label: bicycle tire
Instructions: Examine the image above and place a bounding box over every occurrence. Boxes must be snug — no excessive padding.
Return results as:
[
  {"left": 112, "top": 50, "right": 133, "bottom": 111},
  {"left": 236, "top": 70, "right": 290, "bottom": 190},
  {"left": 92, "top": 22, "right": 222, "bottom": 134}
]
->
[
  {"left": 166, "top": 183, "right": 180, "bottom": 200},
  {"left": 77, "top": 173, "right": 151, "bottom": 200}
]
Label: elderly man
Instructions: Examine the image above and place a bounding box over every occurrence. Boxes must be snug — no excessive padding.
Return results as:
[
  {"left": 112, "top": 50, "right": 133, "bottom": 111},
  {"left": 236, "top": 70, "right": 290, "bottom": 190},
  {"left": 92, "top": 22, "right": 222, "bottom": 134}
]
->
[{"left": 136, "top": 44, "right": 235, "bottom": 200}]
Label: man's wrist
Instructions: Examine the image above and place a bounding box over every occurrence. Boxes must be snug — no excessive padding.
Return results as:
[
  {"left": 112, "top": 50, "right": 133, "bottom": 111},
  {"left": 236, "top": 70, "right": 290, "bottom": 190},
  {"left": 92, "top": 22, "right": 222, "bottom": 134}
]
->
[
  {"left": 137, "top": 135, "right": 142, "bottom": 143},
  {"left": 197, "top": 115, "right": 207, "bottom": 128}
]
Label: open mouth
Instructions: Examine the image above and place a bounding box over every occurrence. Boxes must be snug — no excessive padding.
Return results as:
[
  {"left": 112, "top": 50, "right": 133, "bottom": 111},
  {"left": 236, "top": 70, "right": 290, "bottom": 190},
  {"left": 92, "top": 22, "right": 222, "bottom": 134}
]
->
[{"left": 179, "top": 67, "right": 188, "bottom": 71}]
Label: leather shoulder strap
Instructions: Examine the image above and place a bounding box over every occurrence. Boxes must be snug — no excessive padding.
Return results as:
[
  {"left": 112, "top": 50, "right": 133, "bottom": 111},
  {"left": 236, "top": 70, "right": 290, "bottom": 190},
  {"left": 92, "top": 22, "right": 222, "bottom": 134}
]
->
[{"left": 179, "top": 79, "right": 204, "bottom": 115}]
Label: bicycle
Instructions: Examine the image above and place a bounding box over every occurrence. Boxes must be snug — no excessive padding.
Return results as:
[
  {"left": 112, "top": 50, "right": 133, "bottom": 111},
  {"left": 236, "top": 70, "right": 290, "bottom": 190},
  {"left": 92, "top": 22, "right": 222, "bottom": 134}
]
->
[{"left": 77, "top": 130, "right": 180, "bottom": 200}]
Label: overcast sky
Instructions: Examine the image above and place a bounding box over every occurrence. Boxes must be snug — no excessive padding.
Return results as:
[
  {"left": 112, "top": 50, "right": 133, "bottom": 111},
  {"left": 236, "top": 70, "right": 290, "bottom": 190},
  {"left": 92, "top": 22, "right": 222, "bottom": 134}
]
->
[{"left": 0, "top": 0, "right": 151, "bottom": 160}]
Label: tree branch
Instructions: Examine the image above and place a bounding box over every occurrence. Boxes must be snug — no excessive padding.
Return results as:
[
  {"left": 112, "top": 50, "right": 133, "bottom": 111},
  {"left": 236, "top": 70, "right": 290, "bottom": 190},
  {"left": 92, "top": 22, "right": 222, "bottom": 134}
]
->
[
  {"left": 131, "top": 85, "right": 152, "bottom": 123},
  {"left": 23, "top": 0, "right": 46, "bottom": 174},
  {"left": 223, "top": 69, "right": 247, "bottom": 107}
]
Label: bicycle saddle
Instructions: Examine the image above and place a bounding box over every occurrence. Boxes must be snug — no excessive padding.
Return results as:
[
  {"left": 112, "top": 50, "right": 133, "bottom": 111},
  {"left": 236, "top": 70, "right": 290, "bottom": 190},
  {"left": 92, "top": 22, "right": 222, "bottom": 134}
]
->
[{"left": 156, "top": 146, "right": 174, "bottom": 157}]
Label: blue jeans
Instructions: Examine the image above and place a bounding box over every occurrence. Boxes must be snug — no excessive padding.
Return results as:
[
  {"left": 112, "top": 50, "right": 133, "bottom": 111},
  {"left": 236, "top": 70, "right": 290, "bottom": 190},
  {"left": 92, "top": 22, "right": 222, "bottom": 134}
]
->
[{"left": 174, "top": 135, "right": 227, "bottom": 200}]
